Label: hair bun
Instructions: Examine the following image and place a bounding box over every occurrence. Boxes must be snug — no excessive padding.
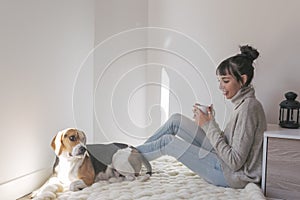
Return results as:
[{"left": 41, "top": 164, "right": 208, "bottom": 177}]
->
[{"left": 239, "top": 45, "right": 259, "bottom": 62}]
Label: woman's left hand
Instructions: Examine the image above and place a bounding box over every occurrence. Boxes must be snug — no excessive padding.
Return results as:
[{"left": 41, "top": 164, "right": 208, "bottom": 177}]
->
[{"left": 192, "top": 104, "right": 213, "bottom": 127}]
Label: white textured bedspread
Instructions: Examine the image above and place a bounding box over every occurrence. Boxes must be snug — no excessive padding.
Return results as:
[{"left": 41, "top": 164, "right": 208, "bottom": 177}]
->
[{"left": 57, "top": 156, "right": 266, "bottom": 200}]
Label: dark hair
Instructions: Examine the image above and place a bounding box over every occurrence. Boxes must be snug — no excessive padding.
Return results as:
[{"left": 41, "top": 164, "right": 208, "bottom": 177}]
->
[{"left": 216, "top": 45, "right": 259, "bottom": 86}]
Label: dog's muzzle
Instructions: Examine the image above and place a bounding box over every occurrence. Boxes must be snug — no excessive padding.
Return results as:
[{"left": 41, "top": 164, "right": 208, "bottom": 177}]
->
[{"left": 72, "top": 144, "right": 87, "bottom": 157}]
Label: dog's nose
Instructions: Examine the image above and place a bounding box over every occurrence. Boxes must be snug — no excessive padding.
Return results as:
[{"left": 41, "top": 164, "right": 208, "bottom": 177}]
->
[{"left": 79, "top": 146, "right": 86, "bottom": 154}]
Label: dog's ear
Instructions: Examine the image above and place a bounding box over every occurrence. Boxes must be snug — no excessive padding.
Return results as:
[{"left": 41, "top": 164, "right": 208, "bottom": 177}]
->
[
  {"left": 78, "top": 130, "right": 87, "bottom": 145},
  {"left": 51, "top": 130, "right": 64, "bottom": 156}
]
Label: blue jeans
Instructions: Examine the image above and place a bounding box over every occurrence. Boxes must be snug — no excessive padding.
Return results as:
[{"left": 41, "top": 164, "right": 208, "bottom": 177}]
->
[{"left": 137, "top": 113, "right": 228, "bottom": 187}]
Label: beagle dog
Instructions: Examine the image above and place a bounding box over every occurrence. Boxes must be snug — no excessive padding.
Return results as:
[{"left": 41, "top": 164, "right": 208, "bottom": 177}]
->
[{"left": 31, "top": 128, "right": 152, "bottom": 199}]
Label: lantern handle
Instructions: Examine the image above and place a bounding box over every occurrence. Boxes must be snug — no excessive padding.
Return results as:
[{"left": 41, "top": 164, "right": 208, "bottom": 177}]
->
[{"left": 285, "top": 92, "right": 297, "bottom": 101}]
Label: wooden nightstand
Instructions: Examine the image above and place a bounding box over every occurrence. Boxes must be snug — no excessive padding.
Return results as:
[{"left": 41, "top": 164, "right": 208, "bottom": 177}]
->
[{"left": 262, "top": 124, "right": 300, "bottom": 200}]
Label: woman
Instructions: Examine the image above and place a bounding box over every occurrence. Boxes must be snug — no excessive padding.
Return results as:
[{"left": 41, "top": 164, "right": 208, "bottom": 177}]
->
[{"left": 137, "top": 45, "right": 267, "bottom": 188}]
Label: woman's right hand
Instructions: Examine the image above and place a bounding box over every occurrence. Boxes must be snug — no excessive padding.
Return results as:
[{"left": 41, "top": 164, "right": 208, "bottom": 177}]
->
[{"left": 192, "top": 104, "right": 213, "bottom": 127}]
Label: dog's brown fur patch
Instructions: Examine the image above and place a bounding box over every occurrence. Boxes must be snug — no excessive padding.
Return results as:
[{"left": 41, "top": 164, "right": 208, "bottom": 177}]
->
[{"left": 78, "top": 155, "right": 95, "bottom": 186}]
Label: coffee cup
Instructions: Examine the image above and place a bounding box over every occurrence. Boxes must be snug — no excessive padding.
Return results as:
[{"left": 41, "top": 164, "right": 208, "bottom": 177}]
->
[{"left": 195, "top": 103, "right": 210, "bottom": 115}]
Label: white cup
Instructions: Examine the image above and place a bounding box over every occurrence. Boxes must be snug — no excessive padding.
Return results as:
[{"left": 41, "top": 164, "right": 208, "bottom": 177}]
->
[{"left": 195, "top": 104, "right": 209, "bottom": 115}]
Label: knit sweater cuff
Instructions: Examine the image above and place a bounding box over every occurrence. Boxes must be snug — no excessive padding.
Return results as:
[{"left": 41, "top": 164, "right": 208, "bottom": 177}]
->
[{"left": 201, "top": 120, "right": 211, "bottom": 133}]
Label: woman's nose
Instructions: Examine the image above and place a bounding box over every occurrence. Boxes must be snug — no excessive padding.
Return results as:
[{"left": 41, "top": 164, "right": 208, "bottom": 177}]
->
[{"left": 219, "top": 82, "right": 223, "bottom": 90}]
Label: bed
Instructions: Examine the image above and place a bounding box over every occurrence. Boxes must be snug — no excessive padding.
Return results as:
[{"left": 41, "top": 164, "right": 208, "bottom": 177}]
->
[{"left": 48, "top": 156, "right": 266, "bottom": 200}]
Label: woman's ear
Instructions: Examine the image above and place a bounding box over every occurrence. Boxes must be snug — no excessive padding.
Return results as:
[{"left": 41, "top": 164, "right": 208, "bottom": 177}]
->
[{"left": 241, "top": 75, "right": 248, "bottom": 86}]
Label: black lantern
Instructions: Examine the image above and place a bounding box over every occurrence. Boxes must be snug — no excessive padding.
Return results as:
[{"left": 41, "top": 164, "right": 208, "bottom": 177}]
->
[{"left": 279, "top": 91, "right": 300, "bottom": 129}]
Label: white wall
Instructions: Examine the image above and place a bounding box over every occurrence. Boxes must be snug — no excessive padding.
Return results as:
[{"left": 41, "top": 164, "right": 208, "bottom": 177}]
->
[
  {"left": 148, "top": 0, "right": 300, "bottom": 124},
  {"left": 0, "top": 0, "right": 94, "bottom": 199},
  {"left": 93, "top": 0, "right": 149, "bottom": 145}
]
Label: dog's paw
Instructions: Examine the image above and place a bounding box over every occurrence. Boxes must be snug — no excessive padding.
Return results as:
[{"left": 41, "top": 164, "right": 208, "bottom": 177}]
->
[
  {"left": 69, "top": 180, "right": 87, "bottom": 191},
  {"left": 31, "top": 191, "right": 56, "bottom": 200},
  {"left": 108, "top": 176, "right": 124, "bottom": 183},
  {"left": 124, "top": 175, "right": 135, "bottom": 181},
  {"left": 31, "top": 184, "right": 63, "bottom": 200},
  {"left": 137, "top": 174, "right": 151, "bottom": 182},
  {"left": 95, "top": 172, "right": 109, "bottom": 181}
]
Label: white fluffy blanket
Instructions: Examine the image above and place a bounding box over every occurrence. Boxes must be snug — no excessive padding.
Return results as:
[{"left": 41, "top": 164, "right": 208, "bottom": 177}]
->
[{"left": 51, "top": 156, "right": 266, "bottom": 200}]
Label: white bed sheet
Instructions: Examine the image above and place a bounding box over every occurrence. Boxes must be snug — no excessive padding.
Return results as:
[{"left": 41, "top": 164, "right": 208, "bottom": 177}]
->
[{"left": 55, "top": 156, "right": 266, "bottom": 200}]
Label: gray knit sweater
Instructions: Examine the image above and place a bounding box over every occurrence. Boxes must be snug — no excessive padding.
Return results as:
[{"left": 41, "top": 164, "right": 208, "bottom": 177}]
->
[{"left": 202, "top": 85, "right": 266, "bottom": 188}]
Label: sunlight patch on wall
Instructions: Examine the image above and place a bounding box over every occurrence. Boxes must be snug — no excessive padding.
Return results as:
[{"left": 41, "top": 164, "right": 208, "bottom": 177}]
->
[{"left": 160, "top": 67, "right": 170, "bottom": 124}]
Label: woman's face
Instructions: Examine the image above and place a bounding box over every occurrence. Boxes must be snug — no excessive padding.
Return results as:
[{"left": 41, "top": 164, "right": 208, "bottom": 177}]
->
[{"left": 217, "top": 74, "right": 242, "bottom": 99}]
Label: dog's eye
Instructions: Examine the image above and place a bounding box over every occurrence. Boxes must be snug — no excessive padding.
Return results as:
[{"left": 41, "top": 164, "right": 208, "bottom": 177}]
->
[{"left": 69, "top": 135, "right": 77, "bottom": 142}]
